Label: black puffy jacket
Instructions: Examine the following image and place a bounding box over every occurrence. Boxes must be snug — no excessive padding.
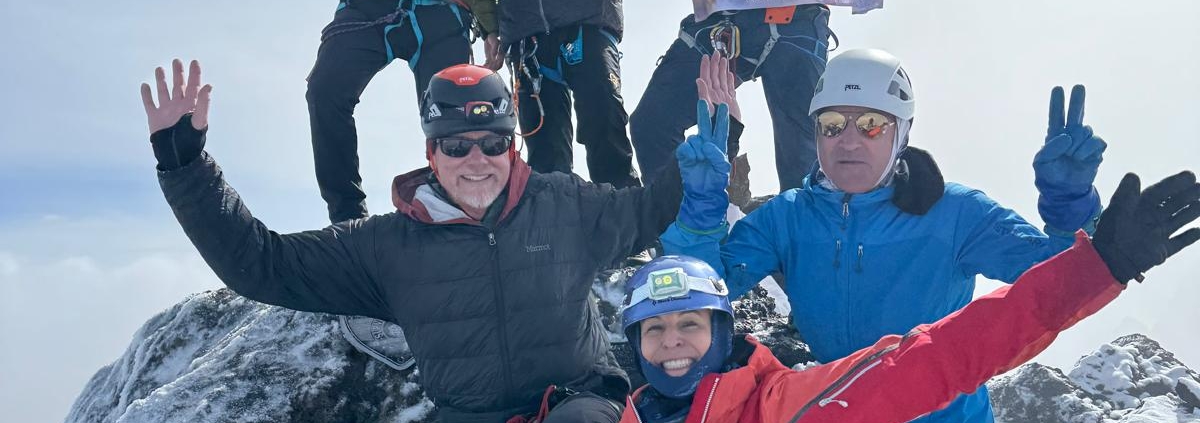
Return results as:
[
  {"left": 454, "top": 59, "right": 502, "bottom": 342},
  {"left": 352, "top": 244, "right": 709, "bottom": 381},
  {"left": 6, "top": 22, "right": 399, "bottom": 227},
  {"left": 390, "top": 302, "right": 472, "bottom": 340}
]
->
[
  {"left": 156, "top": 127, "right": 680, "bottom": 422},
  {"left": 496, "top": 0, "right": 623, "bottom": 45}
]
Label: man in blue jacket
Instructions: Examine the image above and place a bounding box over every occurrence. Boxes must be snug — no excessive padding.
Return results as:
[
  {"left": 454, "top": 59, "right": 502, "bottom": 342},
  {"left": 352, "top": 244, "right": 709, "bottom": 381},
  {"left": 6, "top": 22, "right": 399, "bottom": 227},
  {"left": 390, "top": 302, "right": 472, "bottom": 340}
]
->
[{"left": 663, "top": 49, "right": 1108, "bottom": 422}]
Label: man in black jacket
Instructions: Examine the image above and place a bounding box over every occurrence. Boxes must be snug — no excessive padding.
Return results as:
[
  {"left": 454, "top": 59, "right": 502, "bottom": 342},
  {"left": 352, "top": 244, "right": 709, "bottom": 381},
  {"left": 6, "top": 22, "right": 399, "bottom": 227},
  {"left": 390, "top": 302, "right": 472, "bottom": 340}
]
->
[
  {"left": 309, "top": 0, "right": 501, "bottom": 224},
  {"left": 140, "top": 60, "right": 745, "bottom": 422},
  {"left": 479, "top": 0, "right": 640, "bottom": 189}
]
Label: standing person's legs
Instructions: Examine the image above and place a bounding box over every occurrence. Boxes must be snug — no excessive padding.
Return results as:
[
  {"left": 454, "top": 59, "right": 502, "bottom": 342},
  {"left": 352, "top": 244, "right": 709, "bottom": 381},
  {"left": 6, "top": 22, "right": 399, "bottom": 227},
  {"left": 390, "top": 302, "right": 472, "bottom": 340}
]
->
[
  {"left": 752, "top": 6, "right": 829, "bottom": 191},
  {"left": 541, "top": 393, "right": 622, "bottom": 423},
  {"left": 514, "top": 32, "right": 575, "bottom": 175},
  {"left": 565, "top": 26, "right": 640, "bottom": 188},
  {"left": 398, "top": 3, "right": 473, "bottom": 99},
  {"left": 306, "top": 5, "right": 391, "bottom": 223},
  {"left": 628, "top": 38, "right": 705, "bottom": 185}
]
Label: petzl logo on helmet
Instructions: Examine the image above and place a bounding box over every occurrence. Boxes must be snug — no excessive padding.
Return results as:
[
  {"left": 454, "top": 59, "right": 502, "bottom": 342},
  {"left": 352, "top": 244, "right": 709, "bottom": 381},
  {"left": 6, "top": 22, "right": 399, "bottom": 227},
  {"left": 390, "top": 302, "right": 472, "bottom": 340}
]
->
[
  {"left": 457, "top": 76, "right": 476, "bottom": 84},
  {"left": 844, "top": 84, "right": 861, "bottom": 91},
  {"left": 648, "top": 268, "right": 688, "bottom": 300}
]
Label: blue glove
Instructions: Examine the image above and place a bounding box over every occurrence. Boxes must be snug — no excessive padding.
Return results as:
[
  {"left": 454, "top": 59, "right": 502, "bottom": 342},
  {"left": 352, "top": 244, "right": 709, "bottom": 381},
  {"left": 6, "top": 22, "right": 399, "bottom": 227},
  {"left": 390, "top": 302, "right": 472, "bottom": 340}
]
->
[
  {"left": 676, "top": 100, "right": 732, "bottom": 232},
  {"left": 1034, "top": 85, "right": 1105, "bottom": 231}
]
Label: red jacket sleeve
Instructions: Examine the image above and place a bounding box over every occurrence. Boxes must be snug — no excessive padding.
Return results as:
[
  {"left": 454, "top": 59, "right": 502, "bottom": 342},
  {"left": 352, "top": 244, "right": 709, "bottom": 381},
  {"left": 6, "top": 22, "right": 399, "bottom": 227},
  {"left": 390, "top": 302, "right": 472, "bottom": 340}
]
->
[{"left": 797, "top": 232, "right": 1124, "bottom": 423}]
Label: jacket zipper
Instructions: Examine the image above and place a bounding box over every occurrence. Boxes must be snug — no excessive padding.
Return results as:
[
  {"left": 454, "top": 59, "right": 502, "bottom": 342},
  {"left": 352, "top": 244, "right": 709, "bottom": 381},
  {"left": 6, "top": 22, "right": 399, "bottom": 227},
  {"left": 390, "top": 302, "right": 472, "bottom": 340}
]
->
[
  {"left": 536, "top": 0, "right": 551, "bottom": 34},
  {"left": 786, "top": 341, "right": 903, "bottom": 423},
  {"left": 839, "top": 194, "right": 853, "bottom": 353},
  {"left": 487, "top": 229, "right": 514, "bottom": 402},
  {"left": 698, "top": 376, "right": 722, "bottom": 423},
  {"left": 817, "top": 359, "right": 882, "bottom": 408},
  {"left": 629, "top": 395, "right": 645, "bottom": 423}
]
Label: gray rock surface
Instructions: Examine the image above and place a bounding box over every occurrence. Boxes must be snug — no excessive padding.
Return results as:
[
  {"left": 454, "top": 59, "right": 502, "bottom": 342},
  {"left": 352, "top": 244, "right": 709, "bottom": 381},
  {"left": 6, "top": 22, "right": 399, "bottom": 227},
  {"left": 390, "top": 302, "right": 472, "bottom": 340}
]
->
[{"left": 68, "top": 282, "right": 1196, "bottom": 423}]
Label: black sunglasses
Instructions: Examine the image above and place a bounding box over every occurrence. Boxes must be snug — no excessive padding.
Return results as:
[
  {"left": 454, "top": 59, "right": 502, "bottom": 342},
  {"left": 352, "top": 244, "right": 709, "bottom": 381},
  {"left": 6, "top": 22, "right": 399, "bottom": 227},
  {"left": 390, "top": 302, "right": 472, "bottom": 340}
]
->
[{"left": 435, "top": 134, "right": 513, "bottom": 158}]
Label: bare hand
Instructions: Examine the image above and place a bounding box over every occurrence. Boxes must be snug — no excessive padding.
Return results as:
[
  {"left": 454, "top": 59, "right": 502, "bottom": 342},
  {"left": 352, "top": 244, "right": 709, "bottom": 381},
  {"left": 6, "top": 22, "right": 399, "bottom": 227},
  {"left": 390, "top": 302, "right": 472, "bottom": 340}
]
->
[
  {"left": 696, "top": 53, "right": 740, "bottom": 121},
  {"left": 483, "top": 34, "right": 505, "bottom": 71},
  {"left": 140, "top": 59, "right": 211, "bottom": 134}
]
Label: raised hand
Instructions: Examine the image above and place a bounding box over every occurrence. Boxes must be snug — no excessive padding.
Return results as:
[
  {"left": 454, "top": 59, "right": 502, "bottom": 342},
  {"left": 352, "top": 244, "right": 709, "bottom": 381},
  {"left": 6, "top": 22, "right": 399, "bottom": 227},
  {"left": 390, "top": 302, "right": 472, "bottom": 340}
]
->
[
  {"left": 675, "top": 100, "right": 732, "bottom": 231},
  {"left": 1034, "top": 85, "right": 1107, "bottom": 230},
  {"left": 696, "top": 53, "right": 741, "bottom": 122},
  {"left": 483, "top": 34, "right": 505, "bottom": 71},
  {"left": 1093, "top": 171, "right": 1200, "bottom": 283},
  {"left": 140, "top": 59, "right": 211, "bottom": 134}
]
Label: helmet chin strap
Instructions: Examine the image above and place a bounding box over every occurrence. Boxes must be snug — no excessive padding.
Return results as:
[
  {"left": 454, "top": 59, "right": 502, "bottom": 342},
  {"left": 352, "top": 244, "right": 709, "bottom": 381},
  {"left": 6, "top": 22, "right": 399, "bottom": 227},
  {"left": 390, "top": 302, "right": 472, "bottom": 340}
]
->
[{"left": 871, "top": 118, "right": 913, "bottom": 189}]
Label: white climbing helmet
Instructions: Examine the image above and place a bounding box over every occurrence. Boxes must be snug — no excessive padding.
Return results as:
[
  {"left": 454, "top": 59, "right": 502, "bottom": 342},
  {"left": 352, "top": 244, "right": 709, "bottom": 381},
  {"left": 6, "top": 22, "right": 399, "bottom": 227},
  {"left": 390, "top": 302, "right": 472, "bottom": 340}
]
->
[{"left": 809, "top": 48, "right": 915, "bottom": 121}]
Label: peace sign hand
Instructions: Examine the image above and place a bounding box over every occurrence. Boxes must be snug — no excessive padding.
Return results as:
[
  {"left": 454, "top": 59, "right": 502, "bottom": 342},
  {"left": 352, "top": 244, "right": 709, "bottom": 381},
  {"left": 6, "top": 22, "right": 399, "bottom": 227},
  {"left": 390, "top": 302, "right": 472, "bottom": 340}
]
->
[
  {"left": 140, "top": 59, "right": 212, "bottom": 134},
  {"left": 675, "top": 100, "right": 732, "bottom": 231},
  {"left": 1034, "top": 85, "right": 1107, "bottom": 230}
]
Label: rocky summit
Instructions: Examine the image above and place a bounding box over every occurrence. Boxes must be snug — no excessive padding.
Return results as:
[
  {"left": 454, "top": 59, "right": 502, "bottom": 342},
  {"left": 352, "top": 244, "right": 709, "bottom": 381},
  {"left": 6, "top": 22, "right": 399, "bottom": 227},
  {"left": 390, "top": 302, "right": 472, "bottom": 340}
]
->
[{"left": 67, "top": 280, "right": 1197, "bottom": 423}]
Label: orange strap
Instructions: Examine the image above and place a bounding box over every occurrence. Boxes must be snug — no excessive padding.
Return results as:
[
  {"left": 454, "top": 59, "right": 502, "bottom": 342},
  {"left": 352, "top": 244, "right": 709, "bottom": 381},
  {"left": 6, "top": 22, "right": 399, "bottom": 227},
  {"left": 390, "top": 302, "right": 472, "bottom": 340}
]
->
[{"left": 764, "top": 6, "right": 797, "bottom": 24}]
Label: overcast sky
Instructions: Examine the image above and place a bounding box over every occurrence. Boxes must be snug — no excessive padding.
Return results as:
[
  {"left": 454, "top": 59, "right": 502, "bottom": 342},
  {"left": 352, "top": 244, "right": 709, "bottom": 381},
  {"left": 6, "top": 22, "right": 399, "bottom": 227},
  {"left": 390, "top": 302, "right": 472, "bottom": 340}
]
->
[{"left": 1, "top": 1, "right": 1198, "bottom": 422}]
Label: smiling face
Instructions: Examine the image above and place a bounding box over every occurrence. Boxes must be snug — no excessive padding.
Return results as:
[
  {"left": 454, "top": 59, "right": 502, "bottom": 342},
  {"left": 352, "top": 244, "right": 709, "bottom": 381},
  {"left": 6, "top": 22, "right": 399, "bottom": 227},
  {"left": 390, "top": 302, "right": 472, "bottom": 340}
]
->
[
  {"left": 638, "top": 309, "right": 714, "bottom": 377},
  {"left": 431, "top": 130, "right": 512, "bottom": 218},
  {"left": 816, "top": 106, "right": 897, "bottom": 193}
]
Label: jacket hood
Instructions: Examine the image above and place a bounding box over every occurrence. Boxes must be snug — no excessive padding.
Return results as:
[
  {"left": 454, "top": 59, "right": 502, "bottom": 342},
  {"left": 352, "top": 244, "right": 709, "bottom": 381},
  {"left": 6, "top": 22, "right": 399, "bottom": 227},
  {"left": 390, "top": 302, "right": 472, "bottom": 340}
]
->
[{"left": 390, "top": 157, "right": 532, "bottom": 225}]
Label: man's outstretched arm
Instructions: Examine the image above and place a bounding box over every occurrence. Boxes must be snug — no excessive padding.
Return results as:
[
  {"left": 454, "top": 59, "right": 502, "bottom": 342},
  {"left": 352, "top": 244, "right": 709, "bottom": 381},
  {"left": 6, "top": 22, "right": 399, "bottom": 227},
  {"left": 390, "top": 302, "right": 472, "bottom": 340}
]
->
[{"left": 143, "top": 59, "right": 391, "bottom": 320}]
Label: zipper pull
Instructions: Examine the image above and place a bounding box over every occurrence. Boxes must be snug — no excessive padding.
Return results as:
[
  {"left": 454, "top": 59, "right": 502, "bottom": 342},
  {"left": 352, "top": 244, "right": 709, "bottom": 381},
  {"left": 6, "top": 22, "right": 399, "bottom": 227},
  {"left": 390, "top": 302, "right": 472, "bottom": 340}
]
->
[
  {"left": 840, "top": 193, "right": 851, "bottom": 230},
  {"left": 818, "top": 398, "right": 849, "bottom": 408},
  {"left": 835, "top": 241, "right": 844, "bottom": 267},
  {"left": 855, "top": 244, "right": 864, "bottom": 273},
  {"left": 488, "top": 232, "right": 496, "bottom": 246}
]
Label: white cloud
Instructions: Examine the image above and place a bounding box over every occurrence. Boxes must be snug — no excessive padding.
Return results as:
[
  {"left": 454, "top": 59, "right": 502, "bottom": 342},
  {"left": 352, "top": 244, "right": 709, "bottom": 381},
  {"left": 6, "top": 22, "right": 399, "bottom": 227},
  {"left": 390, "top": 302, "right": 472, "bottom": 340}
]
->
[{"left": 0, "top": 217, "right": 221, "bottom": 423}]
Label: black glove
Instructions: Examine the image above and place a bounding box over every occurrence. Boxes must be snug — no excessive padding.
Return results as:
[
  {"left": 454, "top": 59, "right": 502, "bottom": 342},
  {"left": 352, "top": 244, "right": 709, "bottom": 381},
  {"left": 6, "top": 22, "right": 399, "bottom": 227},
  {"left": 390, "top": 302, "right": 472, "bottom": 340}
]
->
[
  {"left": 1093, "top": 171, "right": 1200, "bottom": 284},
  {"left": 150, "top": 113, "right": 207, "bottom": 171},
  {"left": 892, "top": 146, "right": 945, "bottom": 215}
]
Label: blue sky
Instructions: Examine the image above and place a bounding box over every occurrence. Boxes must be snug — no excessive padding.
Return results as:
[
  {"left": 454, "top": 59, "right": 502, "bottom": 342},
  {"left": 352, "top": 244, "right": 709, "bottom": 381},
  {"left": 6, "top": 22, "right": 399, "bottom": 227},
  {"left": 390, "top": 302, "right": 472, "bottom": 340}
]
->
[{"left": 2, "top": 1, "right": 1198, "bottom": 422}]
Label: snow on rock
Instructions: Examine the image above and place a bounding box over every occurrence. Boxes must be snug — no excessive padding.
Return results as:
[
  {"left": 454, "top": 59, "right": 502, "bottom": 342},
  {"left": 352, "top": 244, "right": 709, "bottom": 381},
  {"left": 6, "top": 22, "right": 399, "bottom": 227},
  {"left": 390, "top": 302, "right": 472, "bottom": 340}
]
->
[
  {"left": 65, "top": 289, "right": 432, "bottom": 423},
  {"left": 71, "top": 275, "right": 1198, "bottom": 423},
  {"left": 990, "top": 334, "right": 1200, "bottom": 423}
]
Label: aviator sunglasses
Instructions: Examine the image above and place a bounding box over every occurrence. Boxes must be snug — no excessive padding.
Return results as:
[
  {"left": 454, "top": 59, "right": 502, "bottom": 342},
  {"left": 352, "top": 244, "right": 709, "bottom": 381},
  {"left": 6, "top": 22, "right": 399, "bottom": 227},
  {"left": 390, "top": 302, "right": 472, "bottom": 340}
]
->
[
  {"left": 435, "top": 134, "right": 514, "bottom": 158},
  {"left": 817, "top": 111, "right": 896, "bottom": 139}
]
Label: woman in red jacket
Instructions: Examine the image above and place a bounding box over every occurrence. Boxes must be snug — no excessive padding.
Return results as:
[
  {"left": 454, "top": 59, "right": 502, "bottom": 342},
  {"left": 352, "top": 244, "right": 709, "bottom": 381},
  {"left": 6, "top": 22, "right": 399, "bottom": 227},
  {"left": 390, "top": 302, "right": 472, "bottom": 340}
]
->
[{"left": 618, "top": 169, "right": 1199, "bottom": 423}]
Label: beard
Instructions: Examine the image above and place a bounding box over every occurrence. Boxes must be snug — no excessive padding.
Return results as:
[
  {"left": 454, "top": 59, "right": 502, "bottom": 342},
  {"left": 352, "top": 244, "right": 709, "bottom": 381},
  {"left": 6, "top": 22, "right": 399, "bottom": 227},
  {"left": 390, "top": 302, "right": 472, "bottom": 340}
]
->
[{"left": 450, "top": 184, "right": 503, "bottom": 211}]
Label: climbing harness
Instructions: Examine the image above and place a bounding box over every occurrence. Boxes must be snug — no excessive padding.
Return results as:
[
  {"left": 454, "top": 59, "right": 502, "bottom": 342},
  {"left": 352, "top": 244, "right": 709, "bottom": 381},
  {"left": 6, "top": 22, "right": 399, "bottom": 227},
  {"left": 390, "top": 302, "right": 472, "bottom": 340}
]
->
[
  {"left": 319, "top": 0, "right": 473, "bottom": 68},
  {"left": 678, "top": 6, "right": 835, "bottom": 80}
]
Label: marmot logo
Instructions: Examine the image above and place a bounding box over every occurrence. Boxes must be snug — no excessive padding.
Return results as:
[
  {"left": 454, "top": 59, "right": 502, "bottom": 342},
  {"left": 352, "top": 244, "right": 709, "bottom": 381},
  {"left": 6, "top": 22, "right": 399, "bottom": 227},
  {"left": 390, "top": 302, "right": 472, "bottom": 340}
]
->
[
  {"left": 525, "top": 244, "right": 551, "bottom": 253},
  {"left": 844, "top": 84, "right": 861, "bottom": 91}
]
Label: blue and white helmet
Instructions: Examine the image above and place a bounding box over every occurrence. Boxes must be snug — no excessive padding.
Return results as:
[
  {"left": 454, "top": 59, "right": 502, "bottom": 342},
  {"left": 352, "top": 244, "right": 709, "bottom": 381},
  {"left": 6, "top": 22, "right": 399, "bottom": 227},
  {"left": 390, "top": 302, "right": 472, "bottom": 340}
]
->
[
  {"left": 621, "top": 256, "right": 733, "bottom": 332},
  {"left": 621, "top": 256, "right": 735, "bottom": 398}
]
